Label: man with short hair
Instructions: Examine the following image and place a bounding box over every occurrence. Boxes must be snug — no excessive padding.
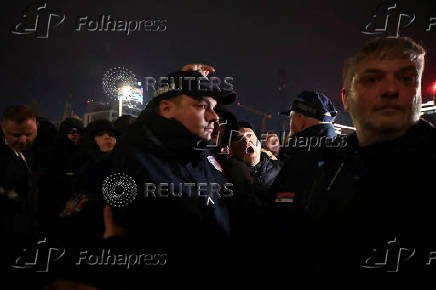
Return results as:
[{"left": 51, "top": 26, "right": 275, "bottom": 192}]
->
[
  {"left": 0, "top": 105, "right": 38, "bottom": 205},
  {"left": 269, "top": 37, "right": 436, "bottom": 288},
  {"left": 279, "top": 90, "right": 338, "bottom": 161},
  {"left": 0, "top": 105, "right": 40, "bottom": 287},
  {"left": 1, "top": 105, "right": 38, "bottom": 154},
  {"left": 229, "top": 122, "right": 282, "bottom": 204},
  {"left": 101, "top": 70, "right": 238, "bottom": 288}
]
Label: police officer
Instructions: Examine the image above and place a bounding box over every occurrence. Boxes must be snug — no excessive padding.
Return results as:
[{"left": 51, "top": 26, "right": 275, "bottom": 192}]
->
[
  {"left": 279, "top": 90, "right": 339, "bottom": 161},
  {"left": 103, "top": 70, "right": 237, "bottom": 289}
]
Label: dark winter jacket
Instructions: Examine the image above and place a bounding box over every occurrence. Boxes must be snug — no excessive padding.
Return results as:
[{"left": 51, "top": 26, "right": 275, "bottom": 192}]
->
[
  {"left": 268, "top": 119, "right": 436, "bottom": 289},
  {"left": 279, "top": 122, "right": 339, "bottom": 161},
  {"left": 249, "top": 151, "right": 283, "bottom": 204},
  {"left": 0, "top": 143, "right": 38, "bottom": 277},
  {"left": 99, "top": 101, "right": 233, "bottom": 288}
]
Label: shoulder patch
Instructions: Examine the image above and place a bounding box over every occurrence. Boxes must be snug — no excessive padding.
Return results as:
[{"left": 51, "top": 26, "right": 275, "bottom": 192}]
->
[
  {"left": 207, "top": 155, "right": 223, "bottom": 172},
  {"left": 275, "top": 192, "right": 295, "bottom": 203}
]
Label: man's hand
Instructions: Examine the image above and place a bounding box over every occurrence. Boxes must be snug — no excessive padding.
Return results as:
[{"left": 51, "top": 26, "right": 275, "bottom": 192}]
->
[{"left": 181, "top": 64, "right": 215, "bottom": 77}]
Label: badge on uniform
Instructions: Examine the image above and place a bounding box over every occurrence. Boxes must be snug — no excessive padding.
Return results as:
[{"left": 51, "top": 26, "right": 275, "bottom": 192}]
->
[
  {"left": 275, "top": 192, "right": 295, "bottom": 203},
  {"left": 207, "top": 155, "right": 223, "bottom": 172}
]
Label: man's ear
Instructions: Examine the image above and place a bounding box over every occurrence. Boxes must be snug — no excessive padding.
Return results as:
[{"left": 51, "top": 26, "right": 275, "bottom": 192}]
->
[
  {"left": 341, "top": 88, "right": 349, "bottom": 112},
  {"left": 299, "top": 114, "right": 309, "bottom": 131},
  {"left": 159, "top": 100, "right": 173, "bottom": 118}
]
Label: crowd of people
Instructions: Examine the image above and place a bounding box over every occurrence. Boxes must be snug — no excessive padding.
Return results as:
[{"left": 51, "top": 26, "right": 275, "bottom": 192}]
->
[{"left": 1, "top": 36, "right": 436, "bottom": 289}]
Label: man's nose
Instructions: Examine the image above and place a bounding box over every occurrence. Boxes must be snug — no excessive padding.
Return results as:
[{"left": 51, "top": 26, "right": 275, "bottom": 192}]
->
[
  {"left": 206, "top": 109, "right": 219, "bottom": 123},
  {"left": 381, "top": 75, "right": 399, "bottom": 99},
  {"left": 17, "top": 135, "right": 27, "bottom": 144}
]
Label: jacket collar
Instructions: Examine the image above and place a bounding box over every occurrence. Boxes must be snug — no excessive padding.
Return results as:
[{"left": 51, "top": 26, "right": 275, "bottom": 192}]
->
[
  {"left": 346, "top": 119, "right": 435, "bottom": 154},
  {"left": 293, "top": 123, "right": 337, "bottom": 139}
]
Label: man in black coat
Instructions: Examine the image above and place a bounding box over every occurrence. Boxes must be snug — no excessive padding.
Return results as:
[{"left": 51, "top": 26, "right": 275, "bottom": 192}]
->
[
  {"left": 98, "top": 70, "right": 238, "bottom": 289},
  {"left": 278, "top": 90, "right": 340, "bottom": 161},
  {"left": 269, "top": 36, "right": 436, "bottom": 289},
  {"left": 0, "top": 105, "right": 42, "bottom": 288}
]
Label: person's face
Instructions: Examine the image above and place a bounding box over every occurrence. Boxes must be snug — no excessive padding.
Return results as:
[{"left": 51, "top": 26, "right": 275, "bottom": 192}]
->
[
  {"left": 94, "top": 131, "right": 116, "bottom": 152},
  {"left": 230, "top": 128, "right": 261, "bottom": 166},
  {"left": 343, "top": 57, "right": 422, "bottom": 138},
  {"left": 1, "top": 118, "right": 38, "bottom": 152},
  {"left": 289, "top": 111, "right": 304, "bottom": 135},
  {"left": 67, "top": 128, "right": 81, "bottom": 145},
  {"left": 160, "top": 95, "right": 219, "bottom": 141},
  {"left": 265, "top": 133, "right": 280, "bottom": 156}
]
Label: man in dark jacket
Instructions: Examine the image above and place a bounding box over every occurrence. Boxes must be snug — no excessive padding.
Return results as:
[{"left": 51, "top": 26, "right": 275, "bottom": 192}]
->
[
  {"left": 229, "top": 121, "right": 283, "bottom": 205},
  {"left": 278, "top": 90, "right": 340, "bottom": 161},
  {"left": 269, "top": 36, "right": 436, "bottom": 289},
  {"left": 0, "top": 105, "right": 42, "bottom": 288},
  {"left": 98, "top": 70, "right": 237, "bottom": 289}
]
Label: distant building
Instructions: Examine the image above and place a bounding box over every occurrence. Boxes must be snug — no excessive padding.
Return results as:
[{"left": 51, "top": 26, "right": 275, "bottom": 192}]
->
[{"left": 83, "top": 82, "right": 145, "bottom": 126}]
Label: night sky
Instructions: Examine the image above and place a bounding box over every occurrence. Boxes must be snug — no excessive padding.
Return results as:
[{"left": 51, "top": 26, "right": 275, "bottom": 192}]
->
[{"left": 1, "top": 0, "right": 436, "bottom": 131}]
